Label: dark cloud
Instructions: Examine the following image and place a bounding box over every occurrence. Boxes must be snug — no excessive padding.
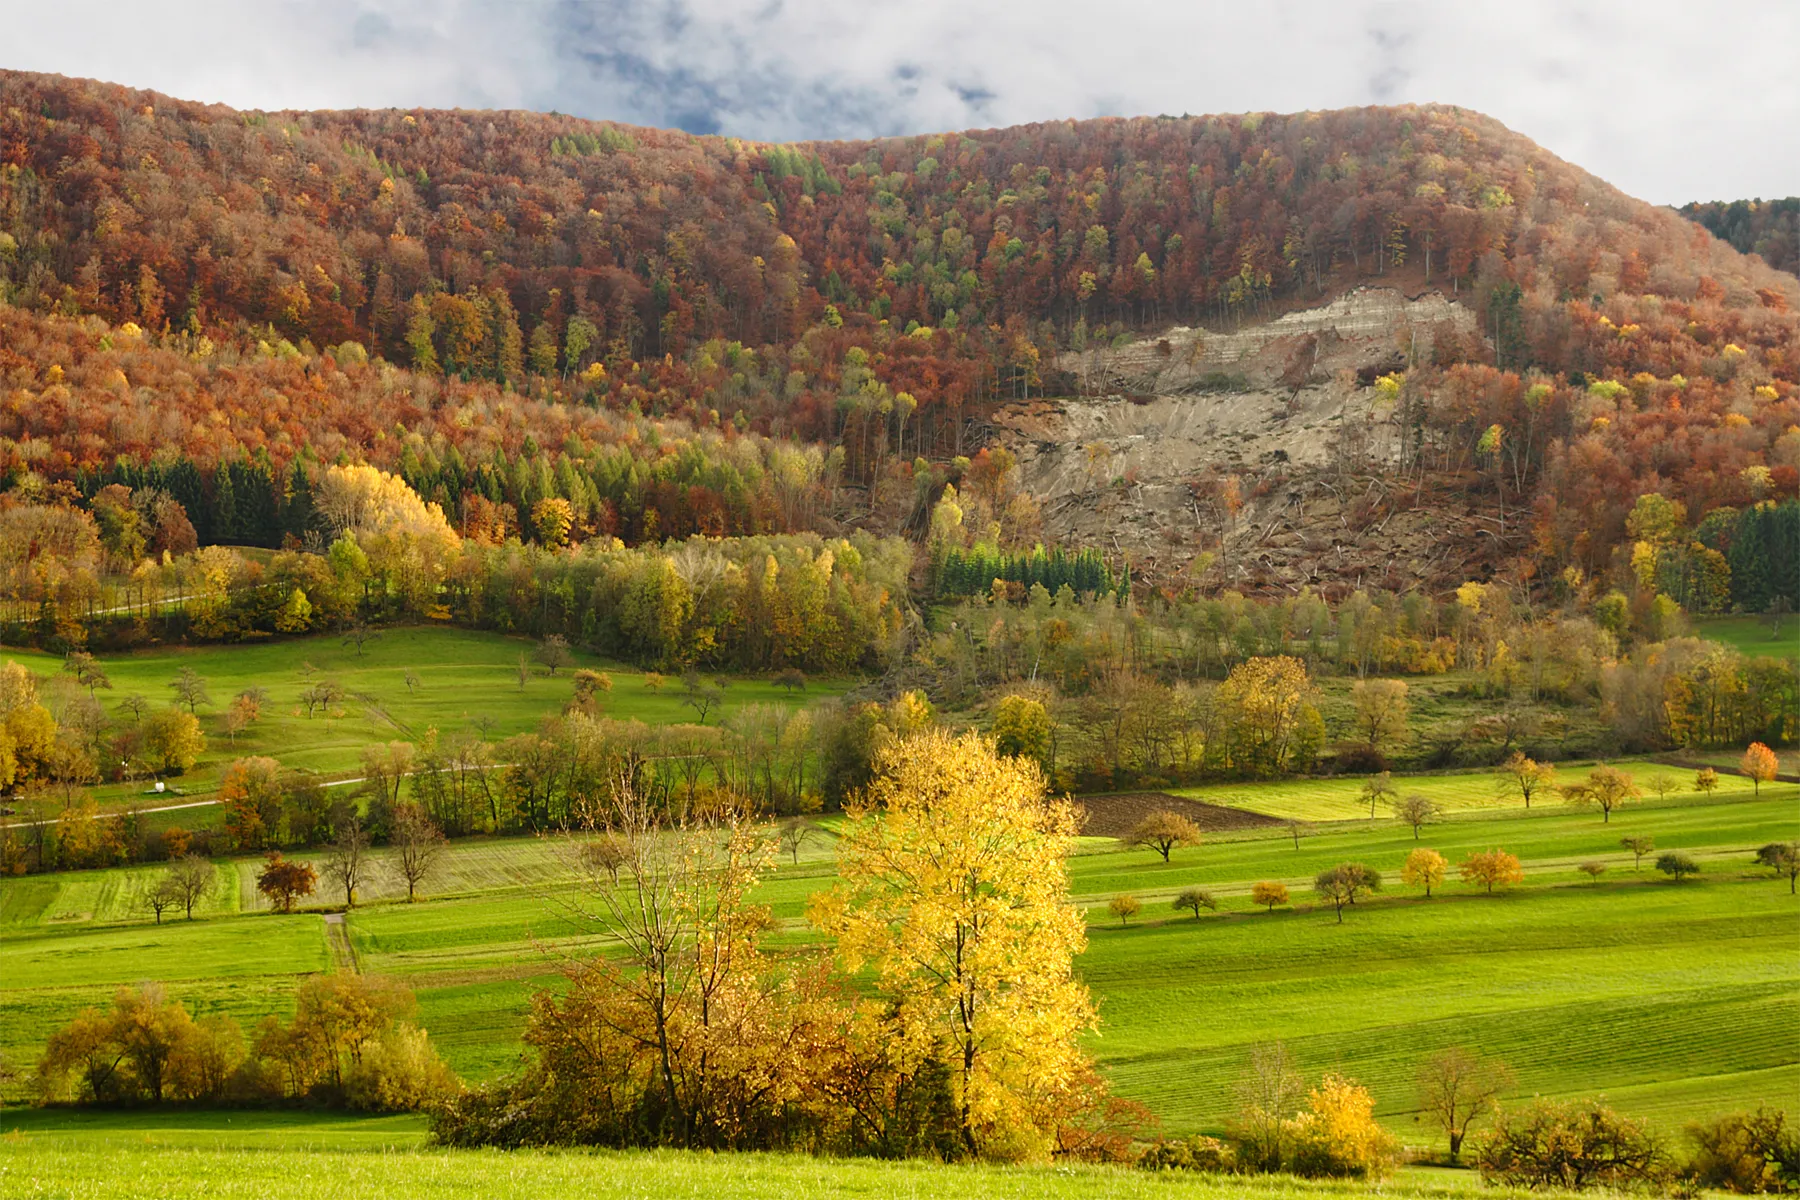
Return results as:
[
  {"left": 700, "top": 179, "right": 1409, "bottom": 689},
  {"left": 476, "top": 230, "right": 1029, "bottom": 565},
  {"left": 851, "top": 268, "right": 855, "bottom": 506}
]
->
[{"left": 3, "top": 0, "right": 1796, "bottom": 205}]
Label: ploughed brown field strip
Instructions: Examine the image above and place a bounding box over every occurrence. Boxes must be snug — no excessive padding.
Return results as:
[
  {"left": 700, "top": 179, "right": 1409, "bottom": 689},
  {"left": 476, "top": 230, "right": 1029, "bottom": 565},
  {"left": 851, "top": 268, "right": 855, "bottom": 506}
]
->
[{"left": 1073, "top": 792, "right": 1280, "bottom": 838}]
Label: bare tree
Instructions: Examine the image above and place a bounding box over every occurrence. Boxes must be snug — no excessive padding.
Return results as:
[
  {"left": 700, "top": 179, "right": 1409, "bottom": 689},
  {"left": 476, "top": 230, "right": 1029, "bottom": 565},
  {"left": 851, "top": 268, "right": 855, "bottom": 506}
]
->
[
  {"left": 299, "top": 678, "right": 346, "bottom": 719},
  {"left": 165, "top": 855, "right": 215, "bottom": 919},
  {"left": 63, "top": 651, "right": 112, "bottom": 697},
  {"left": 391, "top": 804, "right": 446, "bottom": 902},
  {"left": 1360, "top": 771, "right": 1397, "bottom": 819},
  {"left": 341, "top": 621, "right": 382, "bottom": 657},
  {"left": 777, "top": 816, "right": 818, "bottom": 865},
  {"left": 1392, "top": 793, "right": 1442, "bottom": 839},
  {"left": 1417, "top": 1047, "right": 1514, "bottom": 1161},
  {"left": 168, "top": 667, "right": 212, "bottom": 714},
  {"left": 1232, "top": 1042, "right": 1304, "bottom": 1171},
  {"left": 117, "top": 693, "right": 149, "bottom": 723},
  {"left": 679, "top": 671, "right": 726, "bottom": 724},
  {"left": 1620, "top": 835, "right": 1655, "bottom": 871},
  {"left": 321, "top": 820, "right": 369, "bottom": 908},
  {"left": 403, "top": 670, "right": 421, "bottom": 695},
  {"left": 140, "top": 876, "right": 181, "bottom": 924}
]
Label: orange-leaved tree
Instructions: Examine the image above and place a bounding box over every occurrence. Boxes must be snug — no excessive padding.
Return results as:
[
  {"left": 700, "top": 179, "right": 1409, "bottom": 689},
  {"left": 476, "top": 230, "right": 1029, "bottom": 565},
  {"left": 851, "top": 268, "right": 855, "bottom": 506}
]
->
[
  {"left": 1459, "top": 849, "right": 1524, "bottom": 895},
  {"left": 1741, "top": 743, "right": 1779, "bottom": 796}
]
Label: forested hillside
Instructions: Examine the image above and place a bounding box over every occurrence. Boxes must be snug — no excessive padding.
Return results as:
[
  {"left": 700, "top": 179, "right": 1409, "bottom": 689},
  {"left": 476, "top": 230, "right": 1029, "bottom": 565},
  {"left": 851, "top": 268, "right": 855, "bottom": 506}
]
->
[{"left": 0, "top": 69, "right": 1795, "bottom": 596}]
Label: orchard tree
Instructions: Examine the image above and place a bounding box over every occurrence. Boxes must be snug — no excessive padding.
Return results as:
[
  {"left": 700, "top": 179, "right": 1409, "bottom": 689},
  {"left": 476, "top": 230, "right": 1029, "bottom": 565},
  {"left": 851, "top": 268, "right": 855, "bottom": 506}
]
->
[
  {"left": 1127, "top": 809, "right": 1203, "bottom": 862},
  {"left": 1417, "top": 1047, "right": 1514, "bottom": 1162},
  {"left": 777, "top": 816, "right": 818, "bottom": 865},
  {"left": 1250, "top": 881, "right": 1289, "bottom": 912},
  {"left": 1173, "top": 888, "right": 1217, "bottom": 919},
  {"left": 1655, "top": 851, "right": 1700, "bottom": 882},
  {"left": 1315, "top": 863, "right": 1381, "bottom": 922},
  {"left": 1392, "top": 794, "right": 1441, "bottom": 839},
  {"left": 536, "top": 634, "right": 573, "bottom": 675},
  {"left": 140, "top": 876, "right": 181, "bottom": 924},
  {"left": 1578, "top": 861, "right": 1608, "bottom": 882},
  {"left": 1109, "top": 894, "right": 1142, "bottom": 926},
  {"left": 1360, "top": 772, "right": 1397, "bottom": 819},
  {"left": 1459, "top": 849, "right": 1524, "bottom": 895},
  {"left": 164, "top": 855, "right": 215, "bottom": 919},
  {"left": 322, "top": 821, "right": 369, "bottom": 907},
  {"left": 1753, "top": 842, "right": 1800, "bottom": 893},
  {"left": 1741, "top": 743, "right": 1779, "bottom": 796},
  {"left": 1694, "top": 767, "right": 1720, "bottom": 796},
  {"left": 1620, "top": 835, "right": 1655, "bottom": 871},
  {"left": 812, "top": 729, "right": 1094, "bottom": 1159},
  {"left": 392, "top": 804, "right": 447, "bottom": 902},
  {"left": 1402, "top": 848, "right": 1447, "bottom": 897},
  {"left": 1564, "top": 765, "right": 1638, "bottom": 823},
  {"left": 1496, "top": 752, "right": 1555, "bottom": 809},
  {"left": 167, "top": 668, "right": 212, "bottom": 715}
]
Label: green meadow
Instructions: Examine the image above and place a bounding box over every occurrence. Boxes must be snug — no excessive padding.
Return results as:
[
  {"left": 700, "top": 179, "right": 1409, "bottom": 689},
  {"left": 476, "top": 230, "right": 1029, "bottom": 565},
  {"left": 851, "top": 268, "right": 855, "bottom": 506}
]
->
[
  {"left": 4, "top": 774, "right": 1795, "bottom": 1145},
  {"left": 0, "top": 1126, "right": 1576, "bottom": 1200},
  {"left": 4, "top": 626, "right": 844, "bottom": 813}
]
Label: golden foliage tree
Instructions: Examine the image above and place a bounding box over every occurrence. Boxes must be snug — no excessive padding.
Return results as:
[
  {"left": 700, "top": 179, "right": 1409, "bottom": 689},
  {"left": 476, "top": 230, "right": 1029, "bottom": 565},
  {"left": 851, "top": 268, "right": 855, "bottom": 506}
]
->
[
  {"left": 1402, "top": 847, "right": 1447, "bottom": 897},
  {"left": 1216, "top": 656, "right": 1322, "bottom": 776},
  {"left": 1563, "top": 764, "right": 1639, "bottom": 823},
  {"left": 1459, "top": 849, "right": 1524, "bottom": 895},
  {"left": 1127, "top": 809, "right": 1203, "bottom": 862},
  {"left": 812, "top": 729, "right": 1095, "bottom": 1159}
]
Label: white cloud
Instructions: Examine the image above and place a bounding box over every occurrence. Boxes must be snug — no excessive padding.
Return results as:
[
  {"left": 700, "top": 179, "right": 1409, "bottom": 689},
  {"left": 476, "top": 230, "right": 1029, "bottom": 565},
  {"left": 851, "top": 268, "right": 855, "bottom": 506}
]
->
[{"left": 4, "top": 0, "right": 1795, "bottom": 205}]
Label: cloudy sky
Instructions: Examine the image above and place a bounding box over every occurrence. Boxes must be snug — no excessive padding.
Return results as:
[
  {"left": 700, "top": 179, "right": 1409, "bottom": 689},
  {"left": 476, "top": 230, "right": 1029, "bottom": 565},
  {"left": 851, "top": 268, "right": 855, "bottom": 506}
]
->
[{"left": 6, "top": 0, "right": 1796, "bottom": 206}]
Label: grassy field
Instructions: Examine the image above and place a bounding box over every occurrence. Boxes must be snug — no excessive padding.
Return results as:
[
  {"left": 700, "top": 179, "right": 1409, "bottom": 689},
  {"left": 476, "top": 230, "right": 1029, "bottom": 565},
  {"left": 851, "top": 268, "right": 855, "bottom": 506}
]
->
[
  {"left": 1693, "top": 613, "right": 1799, "bottom": 662},
  {"left": 0, "top": 1126, "right": 1570, "bottom": 1200},
  {"left": 4, "top": 626, "right": 845, "bottom": 815},
  {"left": 1167, "top": 755, "right": 1761, "bottom": 821},
  {"left": 3, "top": 765, "right": 1795, "bottom": 1146}
]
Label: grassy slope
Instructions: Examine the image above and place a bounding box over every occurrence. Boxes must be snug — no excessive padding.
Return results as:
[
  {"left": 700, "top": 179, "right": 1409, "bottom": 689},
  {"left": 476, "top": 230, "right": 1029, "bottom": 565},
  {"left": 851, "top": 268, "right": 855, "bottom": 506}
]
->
[
  {"left": 9, "top": 626, "right": 843, "bottom": 812},
  {"left": 4, "top": 775, "right": 1795, "bottom": 1138},
  {"left": 1693, "top": 613, "right": 1799, "bottom": 663}
]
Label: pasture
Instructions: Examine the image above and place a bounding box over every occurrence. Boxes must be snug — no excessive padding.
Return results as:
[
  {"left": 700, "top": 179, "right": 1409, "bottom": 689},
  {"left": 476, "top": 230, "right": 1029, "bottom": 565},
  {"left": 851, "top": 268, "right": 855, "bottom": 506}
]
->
[
  {"left": 3, "top": 767, "right": 1795, "bottom": 1146},
  {"left": 3, "top": 626, "right": 844, "bottom": 815}
]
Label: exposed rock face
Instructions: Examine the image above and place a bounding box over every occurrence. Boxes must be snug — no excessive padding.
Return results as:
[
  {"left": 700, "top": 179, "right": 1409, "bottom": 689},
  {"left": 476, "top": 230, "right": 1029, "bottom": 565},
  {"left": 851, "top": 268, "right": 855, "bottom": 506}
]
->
[{"left": 994, "top": 288, "right": 1507, "bottom": 596}]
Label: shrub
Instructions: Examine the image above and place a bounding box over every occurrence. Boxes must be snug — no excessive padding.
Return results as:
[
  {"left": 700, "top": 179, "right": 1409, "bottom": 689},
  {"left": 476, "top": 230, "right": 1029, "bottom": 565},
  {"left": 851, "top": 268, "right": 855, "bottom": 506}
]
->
[
  {"left": 1686, "top": 1108, "right": 1800, "bottom": 1194},
  {"left": 1141, "top": 1134, "right": 1236, "bottom": 1173},
  {"left": 1474, "top": 1099, "right": 1662, "bottom": 1190},
  {"left": 344, "top": 1024, "right": 460, "bottom": 1112},
  {"left": 1284, "top": 1074, "right": 1399, "bottom": 1179}
]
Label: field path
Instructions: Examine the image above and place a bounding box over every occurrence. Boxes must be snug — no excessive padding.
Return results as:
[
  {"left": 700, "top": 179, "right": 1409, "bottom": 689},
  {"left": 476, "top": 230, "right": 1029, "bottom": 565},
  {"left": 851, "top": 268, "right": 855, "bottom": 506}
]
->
[{"left": 323, "top": 912, "right": 361, "bottom": 973}]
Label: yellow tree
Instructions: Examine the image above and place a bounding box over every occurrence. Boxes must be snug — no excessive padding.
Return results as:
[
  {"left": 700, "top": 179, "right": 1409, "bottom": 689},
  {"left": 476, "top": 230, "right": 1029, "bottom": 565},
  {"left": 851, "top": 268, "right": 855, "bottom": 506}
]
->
[
  {"left": 1402, "top": 848, "right": 1447, "bottom": 898},
  {"left": 1741, "top": 743, "right": 1779, "bottom": 797},
  {"left": 1217, "top": 655, "right": 1322, "bottom": 776},
  {"left": 1350, "top": 679, "right": 1409, "bottom": 756},
  {"left": 811, "top": 729, "right": 1094, "bottom": 1160},
  {"left": 1459, "top": 849, "right": 1524, "bottom": 895}
]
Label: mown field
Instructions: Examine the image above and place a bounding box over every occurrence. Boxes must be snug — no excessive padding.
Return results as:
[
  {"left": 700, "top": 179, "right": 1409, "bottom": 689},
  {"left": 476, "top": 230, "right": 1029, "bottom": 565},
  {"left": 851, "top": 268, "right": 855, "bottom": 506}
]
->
[
  {"left": 2, "top": 626, "right": 845, "bottom": 815},
  {"left": 4, "top": 766, "right": 1795, "bottom": 1145},
  {"left": 0, "top": 1113, "right": 1572, "bottom": 1200}
]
